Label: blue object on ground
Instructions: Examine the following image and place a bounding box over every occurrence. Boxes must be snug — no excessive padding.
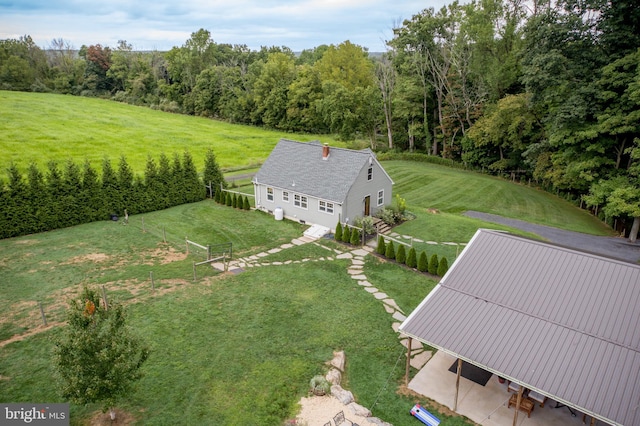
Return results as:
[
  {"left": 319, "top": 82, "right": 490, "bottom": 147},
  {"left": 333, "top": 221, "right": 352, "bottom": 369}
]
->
[{"left": 410, "top": 404, "right": 440, "bottom": 426}]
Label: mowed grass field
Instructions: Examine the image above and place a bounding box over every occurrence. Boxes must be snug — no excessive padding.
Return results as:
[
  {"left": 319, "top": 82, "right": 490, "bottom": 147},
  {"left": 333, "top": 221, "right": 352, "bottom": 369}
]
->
[
  {"left": 0, "top": 90, "right": 347, "bottom": 174},
  {"left": 0, "top": 92, "right": 613, "bottom": 425}
]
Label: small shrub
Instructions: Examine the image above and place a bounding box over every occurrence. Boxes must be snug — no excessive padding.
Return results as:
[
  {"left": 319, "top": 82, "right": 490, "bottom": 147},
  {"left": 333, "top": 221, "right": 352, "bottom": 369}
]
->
[
  {"left": 342, "top": 225, "right": 351, "bottom": 243},
  {"left": 354, "top": 216, "right": 376, "bottom": 236},
  {"left": 374, "top": 207, "right": 396, "bottom": 226},
  {"left": 225, "top": 192, "right": 232, "bottom": 206},
  {"left": 350, "top": 227, "right": 361, "bottom": 246},
  {"left": 428, "top": 254, "right": 439, "bottom": 275},
  {"left": 438, "top": 256, "right": 449, "bottom": 276},
  {"left": 309, "top": 375, "right": 331, "bottom": 396},
  {"left": 243, "top": 196, "right": 250, "bottom": 210},
  {"left": 406, "top": 247, "right": 417, "bottom": 268},
  {"left": 396, "top": 244, "right": 406, "bottom": 264},
  {"left": 417, "top": 251, "right": 428, "bottom": 272},
  {"left": 335, "top": 222, "right": 343, "bottom": 241},
  {"left": 376, "top": 236, "right": 385, "bottom": 255},
  {"left": 385, "top": 240, "right": 395, "bottom": 260}
]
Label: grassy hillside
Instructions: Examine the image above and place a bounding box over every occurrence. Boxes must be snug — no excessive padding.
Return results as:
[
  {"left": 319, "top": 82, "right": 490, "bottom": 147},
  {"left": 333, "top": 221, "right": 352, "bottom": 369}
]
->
[{"left": 0, "top": 91, "right": 347, "bottom": 174}]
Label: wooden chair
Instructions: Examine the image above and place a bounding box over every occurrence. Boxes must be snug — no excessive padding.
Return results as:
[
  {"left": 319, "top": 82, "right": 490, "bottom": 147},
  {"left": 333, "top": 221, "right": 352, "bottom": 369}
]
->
[{"left": 333, "top": 410, "right": 354, "bottom": 425}]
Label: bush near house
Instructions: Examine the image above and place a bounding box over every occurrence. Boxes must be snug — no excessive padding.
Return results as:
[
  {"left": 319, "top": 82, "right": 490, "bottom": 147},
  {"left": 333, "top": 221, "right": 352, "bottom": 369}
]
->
[
  {"left": 342, "top": 226, "right": 351, "bottom": 244},
  {"left": 376, "top": 236, "right": 386, "bottom": 255},
  {"left": 406, "top": 247, "right": 417, "bottom": 268},
  {"left": 335, "top": 222, "right": 343, "bottom": 241},
  {"left": 417, "top": 251, "right": 428, "bottom": 272},
  {"left": 396, "top": 245, "right": 406, "bottom": 264},
  {"left": 437, "top": 257, "right": 449, "bottom": 276},
  {"left": 350, "top": 227, "right": 361, "bottom": 246},
  {"left": 385, "top": 241, "right": 395, "bottom": 260},
  {"left": 428, "top": 254, "right": 439, "bottom": 275}
]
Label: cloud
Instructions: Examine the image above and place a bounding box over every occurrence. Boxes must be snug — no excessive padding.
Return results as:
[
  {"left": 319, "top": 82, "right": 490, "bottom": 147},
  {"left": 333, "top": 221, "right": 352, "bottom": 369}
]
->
[{"left": 0, "top": 0, "right": 453, "bottom": 51}]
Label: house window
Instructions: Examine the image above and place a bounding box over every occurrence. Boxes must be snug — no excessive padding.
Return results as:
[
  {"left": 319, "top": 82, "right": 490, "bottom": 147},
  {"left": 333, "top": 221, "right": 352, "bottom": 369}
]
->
[
  {"left": 294, "top": 194, "right": 308, "bottom": 209},
  {"left": 319, "top": 200, "right": 334, "bottom": 214},
  {"left": 267, "top": 187, "right": 274, "bottom": 202},
  {"left": 283, "top": 191, "right": 289, "bottom": 202},
  {"left": 367, "top": 167, "right": 373, "bottom": 181},
  {"left": 377, "top": 190, "right": 384, "bottom": 206}
]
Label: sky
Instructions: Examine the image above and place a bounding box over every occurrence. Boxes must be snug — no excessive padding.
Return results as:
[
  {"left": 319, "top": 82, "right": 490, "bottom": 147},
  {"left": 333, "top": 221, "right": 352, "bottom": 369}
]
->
[{"left": 0, "top": 0, "right": 454, "bottom": 52}]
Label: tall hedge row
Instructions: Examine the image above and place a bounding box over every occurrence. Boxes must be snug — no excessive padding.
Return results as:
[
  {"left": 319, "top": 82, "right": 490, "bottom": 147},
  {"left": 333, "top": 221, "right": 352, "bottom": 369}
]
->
[{"left": 0, "top": 150, "right": 224, "bottom": 239}]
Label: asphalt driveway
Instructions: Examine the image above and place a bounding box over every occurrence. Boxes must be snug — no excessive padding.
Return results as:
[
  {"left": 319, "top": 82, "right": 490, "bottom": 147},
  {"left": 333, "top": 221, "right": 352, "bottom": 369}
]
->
[{"left": 464, "top": 211, "right": 640, "bottom": 264}]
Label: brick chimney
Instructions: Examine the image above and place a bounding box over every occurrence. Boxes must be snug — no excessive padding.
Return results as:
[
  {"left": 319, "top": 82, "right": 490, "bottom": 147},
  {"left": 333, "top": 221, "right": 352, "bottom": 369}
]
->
[{"left": 322, "top": 143, "right": 330, "bottom": 160}]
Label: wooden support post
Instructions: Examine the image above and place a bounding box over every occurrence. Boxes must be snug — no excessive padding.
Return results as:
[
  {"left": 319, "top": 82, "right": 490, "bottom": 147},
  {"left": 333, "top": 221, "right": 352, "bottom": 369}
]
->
[
  {"left": 150, "top": 271, "right": 155, "bottom": 291},
  {"left": 405, "top": 337, "right": 412, "bottom": 386},
  {"left": 193, "top": 262, "right": 197, "bottom": 282},
  {"left": 207, "top": 245, "right": 211, "bottom": 260},
  {"left": 101, "top": 285, "right": 109, "bottom": 311},
  {"left": 141, "top": 217, "right": 145, "bottom": 232},
  {"left": 512, "top": 386, "right": 524, "bottom": 426},
  {"left": 163, "top": 227, "right": 166, "bottom": 243},
  {"left": 454, "top": 358, "right": 462, "bottom": 411},
  {"left": 38, "top": 302, "right": 47, "bottom": 326},
  {"left": 186, "top": 237, "right": 189, "bottom": 254}
]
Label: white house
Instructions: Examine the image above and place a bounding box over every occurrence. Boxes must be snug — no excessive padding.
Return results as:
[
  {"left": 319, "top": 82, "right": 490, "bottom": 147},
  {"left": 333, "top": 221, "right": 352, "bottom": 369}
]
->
[{"left": 253, "top": 139, "right": 394, "bottom": 231}]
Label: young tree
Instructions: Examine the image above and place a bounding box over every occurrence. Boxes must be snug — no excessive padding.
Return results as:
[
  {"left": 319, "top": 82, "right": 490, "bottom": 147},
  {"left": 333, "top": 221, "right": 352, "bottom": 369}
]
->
[
  {"left": 53, "top": 286, "right": 149, "bottom": 421},
  {"left": 406, "top": 247, "right": 417, "bottom": 268},
  {"left": 243, "top": 196, "right": 250, "bottom": 210},
  {"left": 396, "top": 244, "right": 407, "bottom": 264},
  {"left": 350, "top": 227, "right": 361, "bottom": 246},
  {"left": 342, "top": 225, "right": 351, "bottom": 243},
  {"left": 334, "top": 221, "right": 343, "bottom": 242},
  {"left": 417, "top": 251, "right": 429, "bottom": 272},
  {"left": 385, "top": 240, "right": 396, "bottom": 260},
  {"left": 203, "top": 148, "right": 226, "bottom": 199},
  {"left": 437, "top": 256, "right": 449, "bottom": 276},
  {"left": 428, "top": 253, "right": 439, "bottom": 275},
  {"left": 376, "top": 235, "right": 386, "bottom": 255}
]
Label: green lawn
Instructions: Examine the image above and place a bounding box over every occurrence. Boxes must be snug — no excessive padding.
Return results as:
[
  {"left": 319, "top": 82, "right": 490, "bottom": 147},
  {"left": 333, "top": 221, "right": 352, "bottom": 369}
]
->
[
  {"left": 0, "top": 202, "right": 473, "bottom": 425},
  {"left": 0, "top": 91, "right": 345, "bottom": 175}
]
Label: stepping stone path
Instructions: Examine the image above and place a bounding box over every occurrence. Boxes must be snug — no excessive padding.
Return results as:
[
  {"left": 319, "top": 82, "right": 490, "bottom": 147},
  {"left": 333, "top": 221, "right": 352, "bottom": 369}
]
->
[{"left": 215, "top": 233, "right": 432, "bottom": 370}]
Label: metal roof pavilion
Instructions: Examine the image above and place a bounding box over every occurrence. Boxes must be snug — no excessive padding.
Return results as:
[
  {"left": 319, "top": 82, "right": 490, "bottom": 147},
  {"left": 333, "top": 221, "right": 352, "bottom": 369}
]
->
[{"left": 399, "top": 229, "right": 640, "bottom": 426}]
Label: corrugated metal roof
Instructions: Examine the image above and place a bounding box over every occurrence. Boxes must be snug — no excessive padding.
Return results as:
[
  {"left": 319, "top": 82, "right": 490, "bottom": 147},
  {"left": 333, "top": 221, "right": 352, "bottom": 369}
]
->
[
  {"left": 400, "top": 229, "right": 640, "bottom": 426},
  {"left": 254, "top": 139, "right": 387, "bottom": 203}
]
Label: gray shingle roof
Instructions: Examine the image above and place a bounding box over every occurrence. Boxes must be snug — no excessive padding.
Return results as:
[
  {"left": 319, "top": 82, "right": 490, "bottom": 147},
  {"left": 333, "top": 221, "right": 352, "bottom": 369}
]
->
[
  {"left": 254, "top": 139, "right": 380, "bottom": 203},
  {"left": 400, "top": 229, "right": 640, "bottom": 426}
]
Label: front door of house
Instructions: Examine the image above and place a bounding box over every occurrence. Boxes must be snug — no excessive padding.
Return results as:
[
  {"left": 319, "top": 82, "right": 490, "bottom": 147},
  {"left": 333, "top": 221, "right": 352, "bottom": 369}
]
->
[{"left": 364, "top": 196, "right": 370, "bottom": 216}]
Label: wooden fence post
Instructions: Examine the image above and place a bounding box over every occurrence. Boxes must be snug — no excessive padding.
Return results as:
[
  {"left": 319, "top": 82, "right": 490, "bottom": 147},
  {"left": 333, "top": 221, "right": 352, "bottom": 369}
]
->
[
  {"left": 193, "top": 262, "right": 197, "bottom": 282},
  {"left": 163, "top": 227, "right": 166, "bottom": 243},
  {"left": 38, "top": 302, "right": 47, "bottom": 326},
  {"left": 150, "top": 271, "right": 155, "bottom": 291}
]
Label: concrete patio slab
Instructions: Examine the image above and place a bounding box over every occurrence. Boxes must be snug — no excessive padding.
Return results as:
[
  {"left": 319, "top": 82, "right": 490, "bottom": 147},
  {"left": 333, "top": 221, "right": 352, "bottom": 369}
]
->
[{"left": 409, "top": 351, "right": 598, "bottom": 426}]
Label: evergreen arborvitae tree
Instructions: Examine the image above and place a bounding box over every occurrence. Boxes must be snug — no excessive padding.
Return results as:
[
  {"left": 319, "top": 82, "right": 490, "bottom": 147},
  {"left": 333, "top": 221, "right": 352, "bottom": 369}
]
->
[
  {"left": 48, "top": 161, "right": 66, "bottom": 227},
  {"left": 102, "top": 158, "right": 120, "bottom": 218},
  {"left": 385, "top": 240, "right": 396, "bottom": 260},
  {"left": 81, "top": 160, "right": 103, "bottom": 223},
  {"left": 350, "top": 227, "right": 360, "bottom": 246},
  {"left": 376, "top": 235, "right": 386, "bottom": 255},
  {"left": 203, "top": 148, "right": 226, "bottom": 200},
  {"left": 5, "top": 162, "right": 28, "bottom": 237},
  {"left": 171, "top": 153, "right": 184, "bottom": 205},
  {"left": 335, "top": 222, "right": 343, "bottom": 241},
  {"left": 417, "top": 251, "right": 428, "bottom": 272},
  {"left": 117, "top": 156, "right": 135, "bottom": 214},
  {"left": 26, "top": 162, "right": 47, "bottom": 234},
  {"left": 143, "top": 155, "right": 160, "bottom": 212},
  {"left": 53, "top": 286, "right": 149, "bottom": 422},
  {"left": 243, "top": 196, "right": 250, "bottom": 210},
  {"left": 225, "top": 192, "right": 232, "bottom": 206},
  {"left": 342, "top": 225, "right": 351, "bottom": 243},
  {"left": 437, "top": 256, "right": 449, "bottom": 276},
  {"left": 406, "top": 247, "right": 417, "bottom": 268},
  {"left": 182, "top": 150, "right": 205, "bottom": 203},
  {"left": 157, "top": 153, "right": 172, "bottom": 210},
  {"left": 428, "top": 254, "right": 439, "bottom": 275},
  {"left": 396, "top": 244, "right": 406, "bottom": 264},
  {"left": 0, "top": 178, "right": 9, "bottom": 239},
  {"left": 62, "top": 160, "right": 83, "bottom": 227}
]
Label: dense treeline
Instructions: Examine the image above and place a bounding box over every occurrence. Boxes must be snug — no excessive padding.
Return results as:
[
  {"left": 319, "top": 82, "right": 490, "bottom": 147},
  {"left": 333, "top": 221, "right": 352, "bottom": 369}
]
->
[
  {"left": 1, "top": 0, "right": 639, "bottom": 240},
  {"left": 0, "top": 149, "right": 225, "bottom": 239}
]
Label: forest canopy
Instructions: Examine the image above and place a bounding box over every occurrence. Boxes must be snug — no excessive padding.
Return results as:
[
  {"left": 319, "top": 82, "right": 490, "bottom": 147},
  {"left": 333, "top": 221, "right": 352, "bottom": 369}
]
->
[{"left": 1, "top": 0, "right": 639, "bottom": 240}]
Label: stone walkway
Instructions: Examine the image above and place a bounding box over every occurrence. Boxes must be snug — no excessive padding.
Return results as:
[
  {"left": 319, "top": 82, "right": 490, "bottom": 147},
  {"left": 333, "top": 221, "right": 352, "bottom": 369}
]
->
[{"left": 211, "top": 234, "right": 432, "bottom": 369}]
